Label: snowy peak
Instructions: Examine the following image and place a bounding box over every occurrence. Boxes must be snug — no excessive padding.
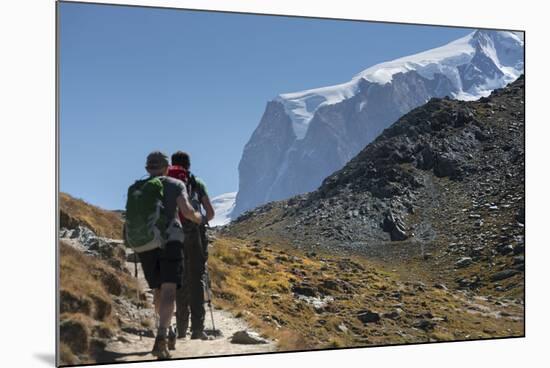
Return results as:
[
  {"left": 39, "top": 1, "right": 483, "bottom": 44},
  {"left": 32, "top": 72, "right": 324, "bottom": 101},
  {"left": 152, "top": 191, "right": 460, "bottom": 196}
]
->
[
  {"left": 235, "top": 29, "right": 524, "bottom": 217},
  {"left": 276, "top": 30, "right": 524, "bottom": 140},
  {"left": 210, "top": 192, "right": 237, "bottom": 227}
]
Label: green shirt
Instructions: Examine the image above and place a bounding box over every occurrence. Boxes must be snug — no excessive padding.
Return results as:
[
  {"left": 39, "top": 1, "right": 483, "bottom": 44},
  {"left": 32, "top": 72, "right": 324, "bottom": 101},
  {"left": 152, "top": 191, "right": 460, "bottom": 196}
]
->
[{"left": 193, "top": 176, "right": 208, "bottom": 201}]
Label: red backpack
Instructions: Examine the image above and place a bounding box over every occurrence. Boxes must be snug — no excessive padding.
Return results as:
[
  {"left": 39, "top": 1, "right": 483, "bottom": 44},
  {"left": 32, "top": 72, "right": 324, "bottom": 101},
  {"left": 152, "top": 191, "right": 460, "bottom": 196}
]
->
[{"left": 167, "top": 165, "right": 190, "bottom": 223}]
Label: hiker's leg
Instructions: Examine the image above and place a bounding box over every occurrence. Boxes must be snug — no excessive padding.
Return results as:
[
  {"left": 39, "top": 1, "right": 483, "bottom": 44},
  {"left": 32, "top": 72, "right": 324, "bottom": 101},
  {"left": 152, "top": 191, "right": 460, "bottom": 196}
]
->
[
  {"left": 157, "top": 241, "right": 184, "bottom": 336},
  {"left": 137, "top": 249, "right": 162, "bottom": 319},
  {"left": 153, "top": 288, "right": 161, "bottom": 314},
  {"left": 175, "top": 282, "right": 191, "bottom": 337},
  {"left": 189, "top": 263, "right": 206, "bottom": 332},
  {"left": 189, "top": 229, "right": 206, "bottom": 333},
  {"left": 158, "top": 282, "right": 177, "bottom": 335}
]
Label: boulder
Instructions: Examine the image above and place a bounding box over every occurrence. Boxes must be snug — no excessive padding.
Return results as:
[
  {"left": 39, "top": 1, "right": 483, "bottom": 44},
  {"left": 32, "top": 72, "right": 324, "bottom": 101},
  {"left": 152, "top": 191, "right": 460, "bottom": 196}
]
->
[
  {"left": 434, "top": 152, "right": 462, "bottom": 178},
  {"left": 230, "top": 330, "right": 269, "bottom": 345},
  {"left": 291, "top": 283, "right": 318, "bottom": 297},
  {"left": 381, "top": 212, "right": 408, "bottom": 241},
  {"left": 455, "top": 257, "right": 473, "bottom": 269},
  {"left": 357, "top": 310, "right": 381, "bottom": 324},
  {"left": 414, "top": 319, "right": 436, "bottom": 331},
  {"left": 490, "top": 269, "right": 520, "bottom": 282}
]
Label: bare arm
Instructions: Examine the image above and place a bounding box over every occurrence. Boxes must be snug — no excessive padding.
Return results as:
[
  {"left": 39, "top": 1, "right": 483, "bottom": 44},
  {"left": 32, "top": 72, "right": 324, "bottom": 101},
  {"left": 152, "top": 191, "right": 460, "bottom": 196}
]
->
[
  {"left": 177, "top": 194, "right": 202, "bottom": 224},
  {"left": 201, "top": 195, "right": 215, "bottom": 222}
]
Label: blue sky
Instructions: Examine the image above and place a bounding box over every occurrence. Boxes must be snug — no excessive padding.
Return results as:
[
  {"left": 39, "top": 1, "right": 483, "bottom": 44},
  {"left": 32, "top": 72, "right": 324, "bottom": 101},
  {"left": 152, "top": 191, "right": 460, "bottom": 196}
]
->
[{"left": 59, "top": 2, "right": 473, "bottom": 210}]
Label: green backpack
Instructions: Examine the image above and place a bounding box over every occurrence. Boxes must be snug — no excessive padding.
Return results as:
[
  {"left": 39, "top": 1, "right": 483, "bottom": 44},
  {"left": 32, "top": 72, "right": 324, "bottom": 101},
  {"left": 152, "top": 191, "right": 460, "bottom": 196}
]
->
[{"left": 124, "top": 176, "right": 167, "bottom": 253}]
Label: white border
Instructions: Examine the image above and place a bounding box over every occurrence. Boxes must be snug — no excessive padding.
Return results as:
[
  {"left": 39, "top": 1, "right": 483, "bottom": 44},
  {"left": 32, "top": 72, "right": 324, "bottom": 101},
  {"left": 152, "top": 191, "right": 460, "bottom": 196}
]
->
[{"left": 1, "top": 0, "right": 548, "bottom": 367}]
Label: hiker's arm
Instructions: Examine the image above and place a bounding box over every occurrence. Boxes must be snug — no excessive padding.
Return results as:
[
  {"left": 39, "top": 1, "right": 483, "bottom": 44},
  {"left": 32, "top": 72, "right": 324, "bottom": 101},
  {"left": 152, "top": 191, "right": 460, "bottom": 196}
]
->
[
  {"left": 177, "top": 195, "right": 202, "bottom": 224},
  {"left": 201, "top": 195, "right": 215, "bottom": 222}
]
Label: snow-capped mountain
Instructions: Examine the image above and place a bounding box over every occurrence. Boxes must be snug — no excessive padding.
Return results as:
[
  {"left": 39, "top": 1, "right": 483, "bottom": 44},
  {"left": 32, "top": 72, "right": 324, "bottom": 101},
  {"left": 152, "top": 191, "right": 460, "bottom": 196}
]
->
[
  {"left": 210, "top": 192, "right": 237, "bottom": 227},
  {"left": 233, "top": 30, "right": 524, "bottom": 216}
]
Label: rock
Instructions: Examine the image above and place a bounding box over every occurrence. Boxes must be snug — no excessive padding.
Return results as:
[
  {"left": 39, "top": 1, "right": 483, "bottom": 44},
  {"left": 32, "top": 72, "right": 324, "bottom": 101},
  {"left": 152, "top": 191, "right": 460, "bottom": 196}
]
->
[
  {"left": 320, "top": 279, "right": 354, "bottom": 294},
  {"left": 414, "top": 319, "right": 436, "bottom": 331},
  {"left": 291, "top": 283, "right": 318, "bottom": 297},
  {"left": 433, "top": 283, "right": 448, "bottom": 290},
  {"left": 513, "top": 255, "right": 525, "bottom": 265},
  {"left": 515, "top": 207, "right": 525, "bottom": 224},
  {"left": 382, "top": 310, "right": 402, "bottom": 320},
  {"left": 434, "top": 152, "right": 462, "bottom": 178},
  {"left": 382, "top": 212, "right": 408, "bottom": 241},
  {"left": 60, "top": 225, "right": 127, "bottom": 270},
  {"left": 456, "top": 276, "right": 481, "bottom": 289},
  {"left": 513, "top": 243, "right": 525, "bottom": 255},
  {"left": 357, "top": 310, "right": 381, "bottom": 324},
  {"left": 455, "top": 257, "right": 473, "bottom": 268},
  {"left": 230, "top": 330, "right": 269, "bottom": 345},
  {"left": 497, "top": 244, "right": 514, "bottom": 255},
  {"left": 120, "top": 325, "right": 155, "bottom": 338},
  {"left": 337, "top": 323, "right": 349, "bottom": 333},
  {"left": 490, "top": 269, "right": 520, "bottom": 282},
  {"left": 416, "top": 145, "right": 435, "bottom": 170},
  {"left": 474, "top": 129, "right": 490, "bottom": 142}
]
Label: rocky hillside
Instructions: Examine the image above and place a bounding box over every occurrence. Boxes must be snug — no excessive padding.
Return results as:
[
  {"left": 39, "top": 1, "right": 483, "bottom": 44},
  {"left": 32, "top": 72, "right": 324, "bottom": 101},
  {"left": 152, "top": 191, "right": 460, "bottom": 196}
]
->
[
  {"left": 60, "top": 192, "right": 123, "bottom": 239},
  {"left": 234, "top": 30, "right": 524, "bottom": 216},
  {"left": 58, "top": 196, "right": 153, "bottom": 365},
  {"left": 227, "top": 75, "right": 524, "bottom": 298}
]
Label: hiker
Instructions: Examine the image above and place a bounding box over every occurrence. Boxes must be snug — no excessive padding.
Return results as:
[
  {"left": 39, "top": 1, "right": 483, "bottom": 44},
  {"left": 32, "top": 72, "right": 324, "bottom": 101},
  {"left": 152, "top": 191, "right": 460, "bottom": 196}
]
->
[
  {"left": 125, "top": 151, "right": 203, "bottom": 359},
  {"left": 168, "top": 151, "right": 215, "bottom": 340}
]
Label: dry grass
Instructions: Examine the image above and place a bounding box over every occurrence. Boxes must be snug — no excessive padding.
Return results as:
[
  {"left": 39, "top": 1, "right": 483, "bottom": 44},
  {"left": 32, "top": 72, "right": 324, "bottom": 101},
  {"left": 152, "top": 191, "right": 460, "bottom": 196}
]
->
[
  {"left": 60, "top": 192, "right": 123, "bottom": 239},
  {"left": 59, "top": 240, "right": 139, "bottom": 364},
  {"left": 207, "top": 236, "right": 524, "bottom": 351}
]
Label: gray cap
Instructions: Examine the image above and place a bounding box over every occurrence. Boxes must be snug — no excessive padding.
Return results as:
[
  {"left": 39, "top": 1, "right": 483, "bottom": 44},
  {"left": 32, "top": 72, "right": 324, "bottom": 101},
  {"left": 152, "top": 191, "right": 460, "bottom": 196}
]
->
[{"left": 146, "top": 151, "right": 169, "bottom": 170}]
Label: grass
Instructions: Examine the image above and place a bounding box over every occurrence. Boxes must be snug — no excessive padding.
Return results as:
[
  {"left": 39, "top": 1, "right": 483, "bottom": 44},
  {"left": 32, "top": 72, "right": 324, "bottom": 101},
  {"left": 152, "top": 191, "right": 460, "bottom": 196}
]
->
[
  {"left": 207, "top": 235, "right": 524, "bottom": 351},
  {"left": 59, "top": 240, "right": 141, "bottom": 364},
  {"left": 60, "top": 192, "right": 123, "bottom": 239}
]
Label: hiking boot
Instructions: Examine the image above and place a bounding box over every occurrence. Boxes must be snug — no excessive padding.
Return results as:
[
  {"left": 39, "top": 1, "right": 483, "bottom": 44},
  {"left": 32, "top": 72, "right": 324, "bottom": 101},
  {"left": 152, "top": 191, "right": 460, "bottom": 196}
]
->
[
  {"left": 151, "top": 336, "right": 171, "bottom": 359},
  {"left": 177, "top": 325, "right": 188, "bottom": 339},
  {"left": 168, "top": 330, "right": 177, "bottom": 351},
  {"left": 190, "top": 330, "right": 209, "bottom": 340}
]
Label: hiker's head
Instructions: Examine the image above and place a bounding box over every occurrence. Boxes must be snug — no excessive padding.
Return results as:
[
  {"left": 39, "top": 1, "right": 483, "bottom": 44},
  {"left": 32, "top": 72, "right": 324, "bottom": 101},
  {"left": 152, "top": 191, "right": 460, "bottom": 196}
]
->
[
  {"left": 146, "top": 151, "right": 169, "bottom": 176},
  {"left": 171, "top": 151, "right": 191, "bottom": 170}
]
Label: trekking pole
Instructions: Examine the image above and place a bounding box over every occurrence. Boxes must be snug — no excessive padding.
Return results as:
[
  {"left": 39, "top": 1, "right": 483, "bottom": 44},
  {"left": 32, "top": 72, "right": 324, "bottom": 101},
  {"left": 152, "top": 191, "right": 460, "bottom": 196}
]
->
[
  {"left": 204, "top": 267, "right": 217, "bottom": 333},
  {"left": 134, "top": 251, "right": 143, "bottom": 341}
]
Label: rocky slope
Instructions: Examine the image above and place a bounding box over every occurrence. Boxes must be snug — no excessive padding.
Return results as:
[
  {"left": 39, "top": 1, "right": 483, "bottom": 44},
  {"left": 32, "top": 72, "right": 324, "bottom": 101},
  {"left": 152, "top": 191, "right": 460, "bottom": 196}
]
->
[
  {"left": 227, "top": 75, "right": 524, "bottom": 298},
  {"left": 234, "top": 30, "right": 524, "bottom": 216},
  {"left": 206, "top": 236, "right": 523, "bottom": 349},
  {"left": 60, "top": 192, "right": 124, "bottom": 239}
]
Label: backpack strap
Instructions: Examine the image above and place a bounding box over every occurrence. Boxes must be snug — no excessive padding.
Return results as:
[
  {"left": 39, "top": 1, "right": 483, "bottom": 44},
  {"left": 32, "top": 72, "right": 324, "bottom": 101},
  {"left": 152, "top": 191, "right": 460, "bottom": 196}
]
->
[{"left": 188, "top": 173, "right": 199, "bottom": 199}]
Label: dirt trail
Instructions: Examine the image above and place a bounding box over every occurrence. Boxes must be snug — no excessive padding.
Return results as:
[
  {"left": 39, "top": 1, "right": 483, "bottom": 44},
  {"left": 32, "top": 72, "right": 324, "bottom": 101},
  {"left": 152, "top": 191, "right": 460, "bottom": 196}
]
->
[{"left": 101, "top": 260, "right": 277, "bottom": 363}]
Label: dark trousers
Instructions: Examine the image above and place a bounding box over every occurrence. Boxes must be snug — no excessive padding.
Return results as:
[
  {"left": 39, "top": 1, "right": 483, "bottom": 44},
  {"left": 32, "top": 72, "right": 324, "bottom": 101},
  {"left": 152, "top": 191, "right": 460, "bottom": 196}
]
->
[{"left": 176, "top": 225, "right": 208, "bottom": 336}]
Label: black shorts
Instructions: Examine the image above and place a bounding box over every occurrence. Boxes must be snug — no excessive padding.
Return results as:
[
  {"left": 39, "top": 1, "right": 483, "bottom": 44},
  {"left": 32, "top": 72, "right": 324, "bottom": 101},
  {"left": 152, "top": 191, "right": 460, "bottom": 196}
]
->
[{"left": 138, "top": 241, "right": 184, "bottom": 290}]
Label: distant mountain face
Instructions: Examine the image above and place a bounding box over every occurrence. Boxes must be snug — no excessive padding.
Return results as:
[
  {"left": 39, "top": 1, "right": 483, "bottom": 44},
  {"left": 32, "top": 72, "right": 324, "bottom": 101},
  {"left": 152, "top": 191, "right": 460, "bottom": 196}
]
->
[
  {"left": 233, "top": 30, "right": 524, "bottom": 216},
  {"left": 210, "top": 192, "right": 237, "bottom": 227},
  {"left": 228, "top": 76, "right": 525, "bottom": 261}
]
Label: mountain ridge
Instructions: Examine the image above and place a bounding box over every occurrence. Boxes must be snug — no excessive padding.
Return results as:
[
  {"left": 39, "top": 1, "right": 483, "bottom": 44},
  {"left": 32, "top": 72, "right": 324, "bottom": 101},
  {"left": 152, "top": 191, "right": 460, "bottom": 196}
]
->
[{"left": 234, "top": 29, "right": 524, "bottom": 216}]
